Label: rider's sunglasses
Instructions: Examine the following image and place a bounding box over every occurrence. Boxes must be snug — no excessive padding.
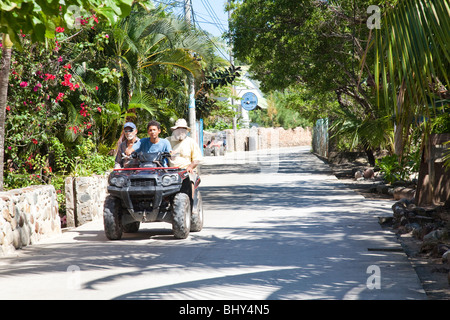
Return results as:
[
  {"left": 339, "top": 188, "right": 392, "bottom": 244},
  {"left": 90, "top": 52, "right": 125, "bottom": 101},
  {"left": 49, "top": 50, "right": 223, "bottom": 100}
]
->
[{"left": 124, "top": 129, "right": 134, "bottom": 133}]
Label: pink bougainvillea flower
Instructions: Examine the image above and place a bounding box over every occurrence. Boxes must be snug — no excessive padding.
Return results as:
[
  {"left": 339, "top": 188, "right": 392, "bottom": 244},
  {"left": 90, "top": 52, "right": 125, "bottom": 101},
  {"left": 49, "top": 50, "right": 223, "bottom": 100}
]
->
[
  {"left": 7, "top": 146, "right": 11, "bottom": 150},
  {"left": 105, "top": 34, "right": 109, "bottom": 38},
  {"left": 33, "top": 83, "right": 42, "bottom": 92},
  {"left": 58, "top": 56, "right": 63, "bottom": 62},
  {"left": 20, "top": 81, "right": 28, "bottom": 88},
  {"left": 55, "top": 92, "right": 64, "bottom": 102},
  {"left": 97, "top": 107, "right": 102, "bottom": 112}
]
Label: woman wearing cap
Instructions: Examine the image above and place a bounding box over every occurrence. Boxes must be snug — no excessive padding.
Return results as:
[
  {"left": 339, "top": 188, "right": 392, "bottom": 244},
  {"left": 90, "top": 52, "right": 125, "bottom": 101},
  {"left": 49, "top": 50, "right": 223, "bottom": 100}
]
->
[{"left": 114, "top": 122, "right": 140, "bottom": 169}]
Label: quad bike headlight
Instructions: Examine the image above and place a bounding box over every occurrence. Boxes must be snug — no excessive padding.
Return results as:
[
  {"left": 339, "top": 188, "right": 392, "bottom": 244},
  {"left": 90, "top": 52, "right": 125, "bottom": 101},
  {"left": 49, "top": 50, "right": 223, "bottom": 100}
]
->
[
  {"left": 110, "top": 176, "right": 126, "bottom": 187},
  {"left": 162, "top": 174, "right": 179, "bottom": 186}
]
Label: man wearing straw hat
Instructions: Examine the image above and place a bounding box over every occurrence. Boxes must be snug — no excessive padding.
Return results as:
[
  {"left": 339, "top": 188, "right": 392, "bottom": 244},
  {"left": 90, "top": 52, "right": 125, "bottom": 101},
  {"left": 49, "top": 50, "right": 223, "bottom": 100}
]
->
[{"left": 168, "top": 119, "right": 202, "bottom": 173}]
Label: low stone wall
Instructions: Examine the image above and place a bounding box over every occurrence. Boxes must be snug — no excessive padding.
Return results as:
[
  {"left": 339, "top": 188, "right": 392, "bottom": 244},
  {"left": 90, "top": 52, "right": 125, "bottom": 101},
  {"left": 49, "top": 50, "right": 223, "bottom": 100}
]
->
[
  {"left": 65, "top": 175, "right": 108, "bottom": 228},
  {"left": 224, "top": 127, "right": 312, "bottom": 152},
  {"left": 0, "top": 185, "right": 61, "bottom": 256}
]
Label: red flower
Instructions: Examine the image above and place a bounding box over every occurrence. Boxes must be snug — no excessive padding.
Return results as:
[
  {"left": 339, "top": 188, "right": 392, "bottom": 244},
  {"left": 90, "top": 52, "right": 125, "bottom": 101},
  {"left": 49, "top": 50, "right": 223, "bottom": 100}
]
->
[
  {"left": 32, "top": 139, "right": 38, "bottom": 144},
  {"left": 63, "top": 63, "right": 71, "bottom": 69},
  {"left": 20, "top": 81, "right": 28, "bottom": 88},
  {"left": 80, "top": 103, "right": 88, "bottom": 117},
  {"left": 56, "top": 27, "right": 65, "bottom": 33},
  {"left": 55, "top": 92, "right": 64, "bottom": 102},
  {"left": 6, "top": 106, "right": 10, "bottom": 111},
  {"left": 45, "top": 74, "right": 56, "bottom": 81}
]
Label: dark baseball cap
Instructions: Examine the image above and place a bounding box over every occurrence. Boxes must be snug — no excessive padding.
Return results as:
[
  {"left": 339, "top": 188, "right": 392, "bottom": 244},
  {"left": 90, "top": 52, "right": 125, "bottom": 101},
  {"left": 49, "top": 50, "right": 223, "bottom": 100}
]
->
[{"left": 123, "top": 122, "right": 136, "bottom": 130}]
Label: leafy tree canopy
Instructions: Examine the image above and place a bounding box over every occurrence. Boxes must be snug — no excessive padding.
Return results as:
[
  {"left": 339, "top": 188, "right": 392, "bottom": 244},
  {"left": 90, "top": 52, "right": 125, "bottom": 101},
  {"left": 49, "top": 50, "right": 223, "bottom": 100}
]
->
[{"left": 0, "top": 0, "right": 132, "bottom": 48}]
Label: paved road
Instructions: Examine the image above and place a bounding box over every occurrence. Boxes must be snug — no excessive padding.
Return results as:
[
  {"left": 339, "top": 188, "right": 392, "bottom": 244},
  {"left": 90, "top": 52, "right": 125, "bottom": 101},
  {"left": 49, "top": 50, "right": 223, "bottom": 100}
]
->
[{"left": 0, "top": 147, "right": 426, "bottom": 300}]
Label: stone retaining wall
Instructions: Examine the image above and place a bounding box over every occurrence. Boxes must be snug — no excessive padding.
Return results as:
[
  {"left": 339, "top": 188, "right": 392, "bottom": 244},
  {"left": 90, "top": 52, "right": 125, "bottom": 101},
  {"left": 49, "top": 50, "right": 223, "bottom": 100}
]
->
[
  {"left": 0, "top": 185, "right": 61, "bottom": 256},
  {"left": 65, "top": 175, "right": 108, "bottom": 228}
]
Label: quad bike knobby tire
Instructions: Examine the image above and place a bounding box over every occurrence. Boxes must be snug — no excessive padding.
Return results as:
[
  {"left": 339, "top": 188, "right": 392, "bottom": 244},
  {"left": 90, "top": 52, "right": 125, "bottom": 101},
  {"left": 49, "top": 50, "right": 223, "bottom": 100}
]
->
[
  {"left": 190, "top": 191, "right": 203, "bottom": 232},
  {"left": 172, "top": 193, "right": 191, "bottom": 239},
  {"left": 103, "top": 195, "right": 123, "bottom": 240}
]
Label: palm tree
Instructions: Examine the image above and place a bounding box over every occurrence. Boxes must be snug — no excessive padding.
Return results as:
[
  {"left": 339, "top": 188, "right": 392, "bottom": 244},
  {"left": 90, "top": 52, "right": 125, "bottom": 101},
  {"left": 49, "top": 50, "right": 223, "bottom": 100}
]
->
[
  {"left": 100, "top": 4, "right": 209, "bottom": 114},
  {"left": 371, "top": 0, "right": 449, "bottom": 202},
  {"left": 74, "top": 3, "right": 220, "bottom": 147},
  {"left": 372, "top": 0, "right": 449, "bottom": 160}
]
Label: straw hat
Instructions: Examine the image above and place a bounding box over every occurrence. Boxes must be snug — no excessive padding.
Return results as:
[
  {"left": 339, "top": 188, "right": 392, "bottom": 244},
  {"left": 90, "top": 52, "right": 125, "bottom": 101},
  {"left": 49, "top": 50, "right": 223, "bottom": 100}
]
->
[{"left": 171, "top": 118, "right": 190, "bottom": 131}]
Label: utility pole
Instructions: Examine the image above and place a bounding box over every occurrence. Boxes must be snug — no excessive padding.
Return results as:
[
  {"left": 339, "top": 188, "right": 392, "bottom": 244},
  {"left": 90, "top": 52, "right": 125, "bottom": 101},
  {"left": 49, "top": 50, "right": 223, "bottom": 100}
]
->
[
  {"left": 228, "top": 0, "right": 237, "bottom": 151},
  {"left": 184, "top": 0, "right": 197, "bottom": 143}
]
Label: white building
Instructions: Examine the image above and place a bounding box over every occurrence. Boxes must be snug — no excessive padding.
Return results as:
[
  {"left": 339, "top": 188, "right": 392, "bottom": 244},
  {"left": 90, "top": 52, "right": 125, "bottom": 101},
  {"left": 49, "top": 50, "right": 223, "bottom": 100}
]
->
[{"left": 232, "top": 66, "right": 267, "bottom": 128}]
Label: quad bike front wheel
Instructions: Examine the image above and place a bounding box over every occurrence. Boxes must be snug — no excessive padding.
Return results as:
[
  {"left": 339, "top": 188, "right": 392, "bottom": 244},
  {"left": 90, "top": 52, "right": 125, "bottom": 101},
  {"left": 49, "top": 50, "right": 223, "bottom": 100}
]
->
[
  {"left": 103, "top": 195, "right": 123, "bottom": 240},
  {"left": 172, "top": 193, "right": 191, "bottom": 239}
]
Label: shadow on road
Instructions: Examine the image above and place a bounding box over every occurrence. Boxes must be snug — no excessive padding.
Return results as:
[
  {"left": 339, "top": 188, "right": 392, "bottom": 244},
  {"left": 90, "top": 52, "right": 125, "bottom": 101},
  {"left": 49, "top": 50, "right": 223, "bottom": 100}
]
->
[{"left": 0, "top": 148, "right": 423, "bottom": 300}]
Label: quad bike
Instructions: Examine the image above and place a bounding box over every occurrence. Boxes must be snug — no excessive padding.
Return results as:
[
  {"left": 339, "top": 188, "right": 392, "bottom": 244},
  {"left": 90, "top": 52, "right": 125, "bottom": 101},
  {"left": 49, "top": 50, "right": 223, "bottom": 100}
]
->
[{"left": 103, "top": 152, "right": 203, "bottom": 240}]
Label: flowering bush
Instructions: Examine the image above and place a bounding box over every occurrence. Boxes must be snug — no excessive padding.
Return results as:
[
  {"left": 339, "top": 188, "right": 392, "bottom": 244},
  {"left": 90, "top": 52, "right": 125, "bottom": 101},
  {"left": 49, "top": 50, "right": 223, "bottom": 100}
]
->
[{"left": 2, "top": 14, "right": 116, "bottom": 216}]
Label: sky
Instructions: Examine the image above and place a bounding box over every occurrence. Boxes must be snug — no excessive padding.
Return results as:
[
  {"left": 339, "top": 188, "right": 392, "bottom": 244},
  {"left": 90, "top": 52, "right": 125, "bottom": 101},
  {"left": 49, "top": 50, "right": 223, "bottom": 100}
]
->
[
  {"left": 190, "top": 0, "right": 229, "bottom": 39},
  {"left": 158, "top": 0, "right": 230, "bottom": 60}
]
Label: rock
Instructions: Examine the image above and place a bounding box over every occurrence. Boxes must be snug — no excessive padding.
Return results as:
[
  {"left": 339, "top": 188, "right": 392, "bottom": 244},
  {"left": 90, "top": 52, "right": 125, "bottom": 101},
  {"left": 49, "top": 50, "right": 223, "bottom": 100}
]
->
[
  {"left": 2, "top": 208, "right": 12, "bottom": 222},
  {"left": 392, "top": 201, "right": 408, "bottom": 220},
  {"left": 423, "top": 229, "right": 448, "bottom": 242},
  {"left": 355, "top": 171, "right": 363, "bottom": 179},
  {"left": 363, "top": 168, "right": 374, "bottom": 179},
  {"left": 378, "top": 216, "right": 393, "bottom": 225},
  {"left": 405, "top": 222, "right": 421, "bottom": 233},
  {"left": 412, "top": 225, "right": 423, "bottom": 239},
  {"left": 12, "top": 229, "right": 21, "bottom": 249},
  {"left": 443, "top": 250, "right": 450, "bottom": 265},
  {"left": 407, "top": 204, "right": 426, "bottom": 216},
  {"left": 377, "top": 184, "right": 390, "bottom": 194},
  {"left": 393, "top": 187, "right": 415, "bottom": 200}
]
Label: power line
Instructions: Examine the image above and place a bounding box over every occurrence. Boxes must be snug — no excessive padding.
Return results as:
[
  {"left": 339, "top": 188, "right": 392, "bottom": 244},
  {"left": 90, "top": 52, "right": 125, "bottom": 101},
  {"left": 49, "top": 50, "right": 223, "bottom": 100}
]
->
[
  {"left": 199, "top": 0, "right": 227, "bottom": 34},
  {"left": 153, "top": 0, "right": 231, "bottom": 62},
  {"left": 191, "top": 10, "right": 231, "bottom": 62}
]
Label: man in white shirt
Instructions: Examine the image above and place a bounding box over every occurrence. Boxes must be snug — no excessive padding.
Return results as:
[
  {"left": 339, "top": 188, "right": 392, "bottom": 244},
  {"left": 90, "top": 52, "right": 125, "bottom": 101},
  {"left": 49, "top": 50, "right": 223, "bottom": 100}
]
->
[{"left": 167, "top": 119, "right": 202, "bottom": 173}]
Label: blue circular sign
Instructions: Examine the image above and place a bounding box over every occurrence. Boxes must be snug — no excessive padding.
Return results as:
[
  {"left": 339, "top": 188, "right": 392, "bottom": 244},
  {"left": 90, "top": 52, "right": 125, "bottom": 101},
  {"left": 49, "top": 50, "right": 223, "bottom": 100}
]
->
[{"left": 241, "top": 92, "right": 258, "bottom": 111}]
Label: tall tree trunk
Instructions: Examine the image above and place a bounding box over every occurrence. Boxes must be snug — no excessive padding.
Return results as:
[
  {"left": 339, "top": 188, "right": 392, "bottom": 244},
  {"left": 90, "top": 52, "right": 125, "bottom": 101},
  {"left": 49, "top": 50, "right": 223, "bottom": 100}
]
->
[{"left": 0, "top": 34, "right": 13, "bottom": 191}]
